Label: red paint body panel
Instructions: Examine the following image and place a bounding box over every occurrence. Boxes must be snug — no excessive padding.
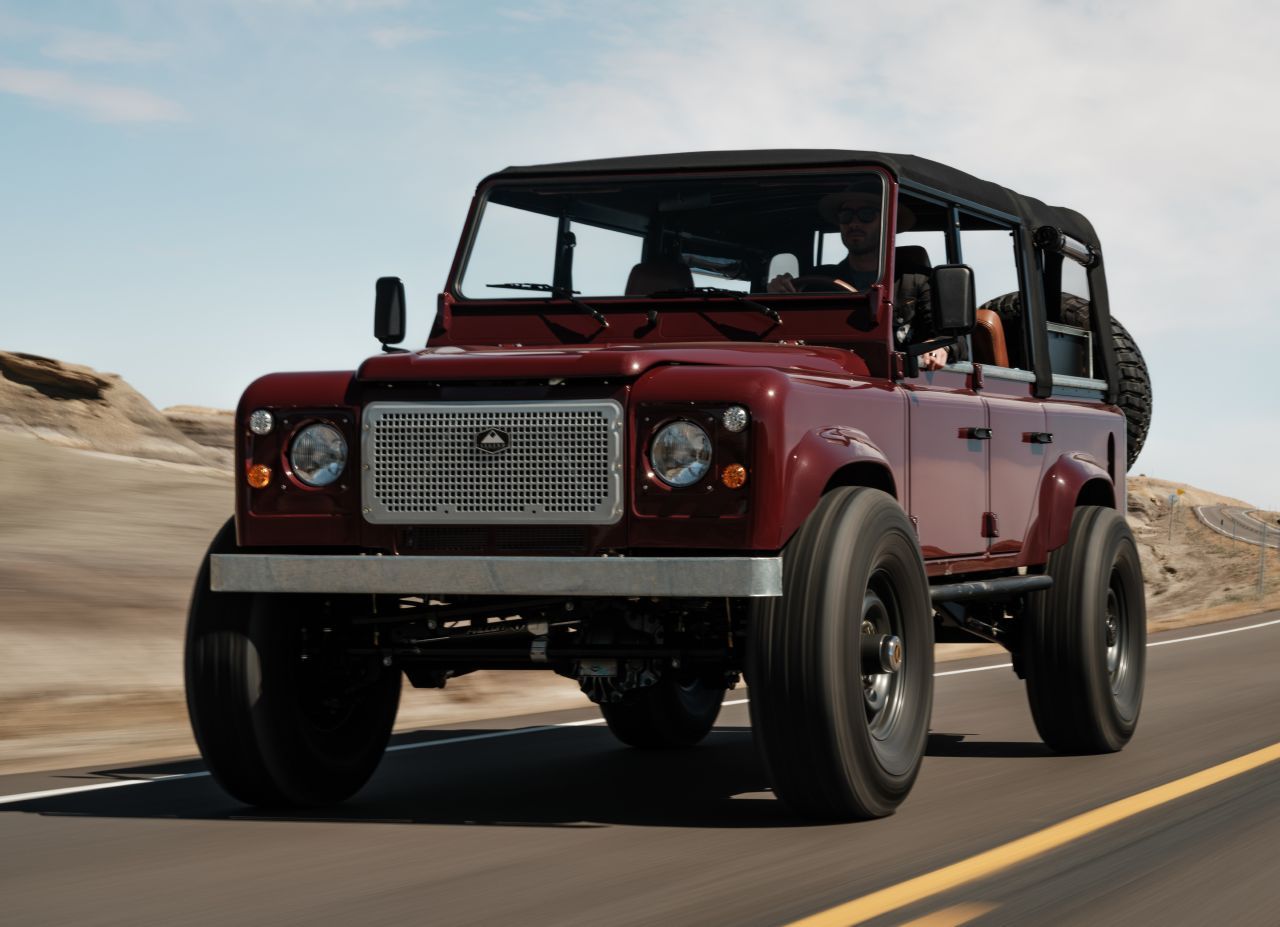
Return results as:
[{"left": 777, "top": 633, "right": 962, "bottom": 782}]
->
[
  {"left": 904, "top": 371, "right": 988, "bottom": 559},
  {"left": 358, "top": 341, "right": 873, "bottom": 383}
]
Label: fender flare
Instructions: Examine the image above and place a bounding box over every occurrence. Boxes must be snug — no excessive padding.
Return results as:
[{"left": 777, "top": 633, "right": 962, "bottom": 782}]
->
[
  {"left": 776, "top": 426, "right": 898, "bottom": 547},
  {"left": 1023, "top": 453, "right": 1116, "bottom": 563}
]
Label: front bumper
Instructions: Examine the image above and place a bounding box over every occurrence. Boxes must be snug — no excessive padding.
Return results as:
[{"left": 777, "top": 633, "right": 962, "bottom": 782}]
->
[{"left": 210, "top": 554, "right": 783, "bottom": 598}]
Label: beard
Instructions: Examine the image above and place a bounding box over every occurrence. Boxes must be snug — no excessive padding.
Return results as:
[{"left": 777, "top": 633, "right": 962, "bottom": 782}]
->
[{"left": 844, "top": 230, "right": 879, "bottom": 257}]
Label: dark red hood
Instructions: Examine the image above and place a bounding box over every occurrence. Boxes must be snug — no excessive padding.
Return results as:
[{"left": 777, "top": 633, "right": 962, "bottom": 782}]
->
[{"left": 357, "top": 342, "right": 869, "bottom": 382}]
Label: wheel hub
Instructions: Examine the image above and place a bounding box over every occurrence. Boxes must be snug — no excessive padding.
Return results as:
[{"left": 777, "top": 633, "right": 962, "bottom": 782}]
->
[
  {"left": 859, "top": 596, "right": 903, "bottom": 720},
  {"left": 1105, "top": 585, "right": 1124, "bottom": 681}
]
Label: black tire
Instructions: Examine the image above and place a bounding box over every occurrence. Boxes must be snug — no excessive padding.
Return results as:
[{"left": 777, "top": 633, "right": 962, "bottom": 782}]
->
[
  {"left": 601, "top": 676, "right": 725, "bottom": 747},
  {"left": 748, "top": 488, "right": 933, "bottom": 820},
  {"left": 185, "top": 518, "right": 401, "bottom": 806},
  {"left": 1023, "top": 506, "right": 1146, "bottom": 753},
  {"left": 980, "top": 292, "right": 1151, "bottom": 469},
  {"left": 1108, "top": 316, "right": 1152, "bottom": 470}
]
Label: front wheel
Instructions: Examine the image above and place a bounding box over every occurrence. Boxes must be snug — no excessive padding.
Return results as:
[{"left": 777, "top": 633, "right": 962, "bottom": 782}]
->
[
  {"left": 748, "top": 488, "right": 934, "bottom": 820},
  {"left": 1023, "top": 506, "right": 1146, "bottom": 753},
  {"left": 601, "top": 676, "right": 725, "bottom": 748},
  {"left": 185, "top": 519, "right": 401, "bottom": 806}
]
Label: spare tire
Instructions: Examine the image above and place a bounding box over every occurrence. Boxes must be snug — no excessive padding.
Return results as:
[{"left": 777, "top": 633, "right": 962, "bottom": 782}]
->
[
  {"left": 1107, "top": 316, "right": 1152, "bottom": 470},
  {"left": 978, "top": 293, "right": 1151, "bottom": 470}
]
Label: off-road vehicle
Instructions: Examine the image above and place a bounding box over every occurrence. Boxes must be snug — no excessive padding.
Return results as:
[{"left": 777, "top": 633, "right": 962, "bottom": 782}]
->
[{"left": 187, "top": 150, "right": 1152, "bottom": 820}]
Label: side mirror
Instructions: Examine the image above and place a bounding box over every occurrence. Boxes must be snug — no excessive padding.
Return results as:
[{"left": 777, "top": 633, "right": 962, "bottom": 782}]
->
[
  {"left": 374, "top": 276, "right": 406, "bottom": 348},
  {"left": 931, "top": 264, "right": 976, "bottom": 335}
]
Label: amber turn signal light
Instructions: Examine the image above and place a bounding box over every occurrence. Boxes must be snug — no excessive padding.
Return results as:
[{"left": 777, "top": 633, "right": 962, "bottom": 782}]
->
[
  {"left": 247, "top": 464, "right": 272, "bottom": 489},
  {"left": 721, "top": 463, "right": 747, "bottom": 489}
]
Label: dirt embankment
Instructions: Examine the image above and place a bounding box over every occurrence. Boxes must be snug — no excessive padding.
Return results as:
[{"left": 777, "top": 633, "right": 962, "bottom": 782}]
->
[{"left": 1, "top": 351, "right": 1277, "bottom": 775}]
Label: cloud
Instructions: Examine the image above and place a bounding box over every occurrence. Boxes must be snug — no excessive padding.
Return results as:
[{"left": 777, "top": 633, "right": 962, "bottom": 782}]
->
[
  {"left": 367, "top": 25, "right": 440, "bottom": 49},
  {"left": 0, "top": 66, "right": 186, "bottom": 122},
  {"left": 41, "top": 31, "right": 174, "bottom": 64}
]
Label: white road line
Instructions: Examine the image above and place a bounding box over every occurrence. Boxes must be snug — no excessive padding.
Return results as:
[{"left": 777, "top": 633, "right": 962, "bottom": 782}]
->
[
  {"left": 0, "top": 772, "right": 208, "bottom": 807},
  {"left": 1148, "top": 617, "right": 1280, "bottom": 646},
  {"left": 936, "top": 663, "right": 1011, "bottom": 677},
  {"left": 2, "top": 622, "right": 1276, "bottom": 807}
]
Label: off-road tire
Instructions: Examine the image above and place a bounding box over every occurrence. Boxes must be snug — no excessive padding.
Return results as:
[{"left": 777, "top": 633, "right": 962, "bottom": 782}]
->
[
  {"left": 601, "top": 677, "right": 725, "bottom": 748},
  {"left": 980, "top": 292, "right": 1151, "bottom": 470},
  {"left": 748, "top": 488, "right": 933, "bottom": 820},
  {"left": 1023, "top": 506, "right": 1146, "bottom": 753},
  {"left": 1108, "top": 316, "right": 1152, "bottom": 470},
  {"left": 185, "top": 519, "right": 401, "bottom": 806}
]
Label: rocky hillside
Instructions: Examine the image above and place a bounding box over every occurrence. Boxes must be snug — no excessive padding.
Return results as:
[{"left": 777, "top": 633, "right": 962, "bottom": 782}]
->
[{"left": 0, "top": 352, "right": 232, "bottom": 467}]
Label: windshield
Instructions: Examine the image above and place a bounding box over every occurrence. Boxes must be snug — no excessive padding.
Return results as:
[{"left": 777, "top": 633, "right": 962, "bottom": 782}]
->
[{"left": 456, "top": 172, "right": 887, "bottom": 299}]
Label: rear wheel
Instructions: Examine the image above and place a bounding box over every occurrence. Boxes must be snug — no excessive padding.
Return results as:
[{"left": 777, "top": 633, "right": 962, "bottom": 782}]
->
[
  {"left": 601, "top": 676, "right": 725, "bottom": 748},
  {"left": 1023, "top": 506, "right": 1146, "bottom": 753},
  {"left": 185, "top": 519, "right": 400, "bottom": 806},
  {"left": 748, "top": 488, "right": 933, "bottom": 820}
]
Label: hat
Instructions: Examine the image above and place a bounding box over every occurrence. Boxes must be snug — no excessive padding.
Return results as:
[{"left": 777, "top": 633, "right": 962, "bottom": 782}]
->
[{"left": 818, "top": 185, "right": 915, "bottom": 231}]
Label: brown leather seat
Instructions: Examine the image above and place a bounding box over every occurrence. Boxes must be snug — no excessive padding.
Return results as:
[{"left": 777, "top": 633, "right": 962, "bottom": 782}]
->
[
  {"left": 625, "top": 260, "right": 693, "bottom": 296},
  {"left": 972, "top": 308, "right": 1010, "bottom": 368}
]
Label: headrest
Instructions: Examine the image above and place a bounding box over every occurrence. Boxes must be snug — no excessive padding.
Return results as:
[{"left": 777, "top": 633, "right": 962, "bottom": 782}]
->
[
  {"left": 894, "top": 245, "right": 933, "bottom": 277},
  {"left": 625, "top": 259, "right": 693, "bottom": 296}
]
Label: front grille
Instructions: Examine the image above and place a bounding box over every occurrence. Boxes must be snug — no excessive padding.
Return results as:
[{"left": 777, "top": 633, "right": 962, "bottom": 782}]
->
[{"left": 362, "top": 400, "right": 623, "bottom": 525}]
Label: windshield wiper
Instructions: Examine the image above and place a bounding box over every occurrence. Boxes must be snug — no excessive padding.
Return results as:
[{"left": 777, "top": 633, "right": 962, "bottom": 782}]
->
[
  {"left": 648, "top": 286, "right": 782, "bottom": 325},
  {"left": 486, "top": 282, "right": 609, "bottom": 328}
]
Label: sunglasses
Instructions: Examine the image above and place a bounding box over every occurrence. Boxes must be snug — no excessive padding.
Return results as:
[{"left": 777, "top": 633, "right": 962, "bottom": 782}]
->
[{"left": 837, "top": 206, "right": 881, "bottom": 224}]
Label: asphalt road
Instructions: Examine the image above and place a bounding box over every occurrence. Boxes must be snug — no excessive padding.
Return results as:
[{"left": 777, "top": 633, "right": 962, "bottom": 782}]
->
[
  {"left": 3, "top": 612, "right": 1279, "bottom": 927},
  {"left": 1196, "top": 504, "right": 1280, "bottom": 548}
]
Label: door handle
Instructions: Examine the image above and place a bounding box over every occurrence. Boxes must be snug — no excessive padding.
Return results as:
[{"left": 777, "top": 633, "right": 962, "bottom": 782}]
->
[{"left": 966, "top": 427, "right": 992, "bottom": 440}]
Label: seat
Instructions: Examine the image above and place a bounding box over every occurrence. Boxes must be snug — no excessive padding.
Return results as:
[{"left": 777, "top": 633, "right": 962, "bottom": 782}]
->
[
  {"left": 894, "top": 245, "right": 933, "bottom": 278},
  {"left": 625, "top": 259, "right": 693, "bottom": 296},
  {"left": 972, "top": 308, "right": 1010, "bottom": 368}
]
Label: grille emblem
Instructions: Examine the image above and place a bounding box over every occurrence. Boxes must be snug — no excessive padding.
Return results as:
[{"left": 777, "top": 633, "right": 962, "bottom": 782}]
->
[{"left": 475, "top": 428, "right": 511, "bottom": 455}]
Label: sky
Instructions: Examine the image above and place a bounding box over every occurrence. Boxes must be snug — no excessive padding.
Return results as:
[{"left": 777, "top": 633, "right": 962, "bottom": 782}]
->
[{"left": 2, "top": 0, "right": 1278, "bottom": 507}]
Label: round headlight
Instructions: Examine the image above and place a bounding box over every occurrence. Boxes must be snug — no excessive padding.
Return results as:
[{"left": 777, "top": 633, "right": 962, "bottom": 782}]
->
[
  {"left": 650, "top": 421, "right": 712, "bottom": 487},
  {"left": 289, "top": 423, "right": 347, "bottom": 487}
]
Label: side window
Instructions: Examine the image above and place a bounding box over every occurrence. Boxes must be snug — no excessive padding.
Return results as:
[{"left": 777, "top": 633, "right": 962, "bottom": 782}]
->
[
  {"left": 894, "top": 230, "right": 947, "bottom": 270},
  {"left": 1046, "top": 256, "right": 1095, "bottom": 378},
  {"left": 959, "top": 214, "right": 1024, "bottom": 369},
  {"left": 1058, "top": 258, "right": 1092, "bottom": 328},
  {"left": 895, "top": 194, "right": 949, "bottom": 270}
]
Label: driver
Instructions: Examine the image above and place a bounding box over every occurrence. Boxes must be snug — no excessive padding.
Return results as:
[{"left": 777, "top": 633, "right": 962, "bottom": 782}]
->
[{"left": 768, "top": 183, "right": 958, "bottom": 370}]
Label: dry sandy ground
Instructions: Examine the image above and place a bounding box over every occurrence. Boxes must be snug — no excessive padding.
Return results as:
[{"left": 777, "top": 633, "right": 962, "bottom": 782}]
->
[{"left": 1, "top": 352, "right": 1277, "bottom": 775}]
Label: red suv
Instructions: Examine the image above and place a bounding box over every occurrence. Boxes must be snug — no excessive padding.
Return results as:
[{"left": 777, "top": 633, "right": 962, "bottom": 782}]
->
[{"left": 187, "top": 150, "right": 1151, "bottom": 820}]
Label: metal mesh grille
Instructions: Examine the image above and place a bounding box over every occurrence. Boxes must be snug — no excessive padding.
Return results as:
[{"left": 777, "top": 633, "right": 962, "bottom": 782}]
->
[{"left": 363, "top": 401, "right": 622, "bottom": 524}]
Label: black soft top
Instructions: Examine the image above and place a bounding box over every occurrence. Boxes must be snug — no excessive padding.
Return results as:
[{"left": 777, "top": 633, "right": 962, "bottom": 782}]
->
[{"left": 490, "top": 149, "right": 1100, "bottom": 249}]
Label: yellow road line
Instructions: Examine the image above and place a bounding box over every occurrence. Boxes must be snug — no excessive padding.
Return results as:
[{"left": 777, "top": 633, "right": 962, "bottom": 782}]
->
[
  {"left": 897, "top": 902, "right": 996, "bottom": 926},
  {"left": 786, "top": 741, "right": 1280, "bottom": 927}
]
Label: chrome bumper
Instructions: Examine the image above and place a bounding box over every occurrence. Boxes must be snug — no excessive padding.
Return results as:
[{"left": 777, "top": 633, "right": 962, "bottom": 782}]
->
[{"left": 210, "top": 554, "right": 783, "bottom": 598}]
